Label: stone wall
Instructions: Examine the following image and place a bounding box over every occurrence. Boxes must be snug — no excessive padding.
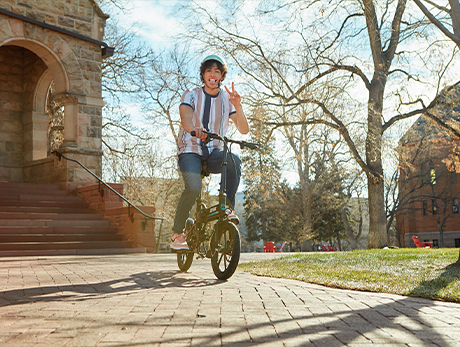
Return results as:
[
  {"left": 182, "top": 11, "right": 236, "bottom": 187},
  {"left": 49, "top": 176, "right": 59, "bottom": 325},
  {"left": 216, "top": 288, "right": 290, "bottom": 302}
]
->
[
  {"left": 77, "top": 183, "right": 158, "bottom": 252},
  {"left": 0, "top": 45, "right": 31, "bottom": 181},
  {"left": 1, "top": 0, "right": 108, "bottom": 41},
  {"left": 0, "top": 0, "right": 108, "bottom": 187}
]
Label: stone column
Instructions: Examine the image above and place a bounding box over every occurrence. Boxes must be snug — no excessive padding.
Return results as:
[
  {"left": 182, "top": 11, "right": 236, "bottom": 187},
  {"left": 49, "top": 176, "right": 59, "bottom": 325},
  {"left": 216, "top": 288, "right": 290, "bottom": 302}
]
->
[{"left": 22, "top": 111, "right": 49, "bottom": 161}]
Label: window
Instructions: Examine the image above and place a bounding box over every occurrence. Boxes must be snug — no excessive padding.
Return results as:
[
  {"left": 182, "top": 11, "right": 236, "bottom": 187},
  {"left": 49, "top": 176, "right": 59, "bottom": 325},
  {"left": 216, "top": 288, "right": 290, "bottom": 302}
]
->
[
  {"left": 454, "top": 198, "right": 459, "bottom": 214},
  {"left": 429, "top": 161, "right": 436, "bottom": 185},
  {"left": 423, "top": 200, "right": 428, "bottom": 215},
  {"left": 432, "top": 199, "right": 438, "bottom": 214},
  {"left": 432, "top": 239, "right": 439, "bottom": 248},
  {"left": 455, "top": 239, "right": 460, "bottom": 248}
]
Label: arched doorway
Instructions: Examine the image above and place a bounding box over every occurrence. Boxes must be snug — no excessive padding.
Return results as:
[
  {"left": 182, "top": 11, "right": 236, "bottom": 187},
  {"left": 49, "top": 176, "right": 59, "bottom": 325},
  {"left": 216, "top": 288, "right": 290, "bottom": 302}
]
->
[{"left": 0, "top": 10, "right": 110, "bottom": 191}]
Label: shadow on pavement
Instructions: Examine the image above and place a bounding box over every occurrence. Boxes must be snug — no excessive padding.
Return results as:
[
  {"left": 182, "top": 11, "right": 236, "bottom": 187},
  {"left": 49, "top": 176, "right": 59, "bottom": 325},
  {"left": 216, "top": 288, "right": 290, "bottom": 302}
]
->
[
  {"left": 38, "top": 294, "right": 456, "bottom": 347},
  {"left": 0, "top": 270, "right": 222, "bottom": 307},
  {"left": 0, "top": 258, "right": 458, "bottom": 346}
]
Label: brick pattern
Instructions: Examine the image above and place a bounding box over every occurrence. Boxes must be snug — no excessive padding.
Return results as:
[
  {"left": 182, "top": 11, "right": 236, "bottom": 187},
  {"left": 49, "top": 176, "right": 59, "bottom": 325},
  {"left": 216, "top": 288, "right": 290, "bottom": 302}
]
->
[
  {"left": 398, "top": 143, "right": 460, "bottom": 247},
  {"left": 0, "top": 254, "right": 459, "bottom": 346}
]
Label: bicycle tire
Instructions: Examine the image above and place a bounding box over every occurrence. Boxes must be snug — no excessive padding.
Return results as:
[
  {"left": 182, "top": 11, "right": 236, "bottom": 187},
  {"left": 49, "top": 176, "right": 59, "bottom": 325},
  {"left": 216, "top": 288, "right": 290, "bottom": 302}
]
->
[
  {"left": 177, "top": 252, "right": 193, "bottom": 272},
  {"left": 211, "top": 222, "right": 240, "bottom": 280}
]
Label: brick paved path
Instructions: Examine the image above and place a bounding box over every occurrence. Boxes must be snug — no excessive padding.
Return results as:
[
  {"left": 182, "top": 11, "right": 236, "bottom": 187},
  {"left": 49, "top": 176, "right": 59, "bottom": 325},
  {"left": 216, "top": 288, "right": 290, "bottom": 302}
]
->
[{"left": 0, "top": 253, "right": 459, "bottom": 346}]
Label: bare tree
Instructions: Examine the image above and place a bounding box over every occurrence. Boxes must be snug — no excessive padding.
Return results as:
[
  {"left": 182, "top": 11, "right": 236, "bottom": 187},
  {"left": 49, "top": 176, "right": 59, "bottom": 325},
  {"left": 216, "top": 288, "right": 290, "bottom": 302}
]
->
[
  {"left": 140, "top": 45, "right": 197, "bottom": 147},
  {"left": 413, "top": 0, "right": 460, "bottom": 48},
  {"left": 176, "top": 0, "right": 458, "bottom": 248}
]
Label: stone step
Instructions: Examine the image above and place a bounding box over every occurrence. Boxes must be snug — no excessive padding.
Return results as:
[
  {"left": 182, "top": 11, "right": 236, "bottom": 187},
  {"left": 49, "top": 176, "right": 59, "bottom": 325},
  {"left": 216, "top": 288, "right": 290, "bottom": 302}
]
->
[
  {"left": 0, "top": 247, "right": 146, "bottom": 257},
  {"left": 0, "top": 206, "right": 93, "bottom": 214},
  {"left": 0, "top": 227, "right": 118, "bottom": 234},
  {"left": 0, "top": 219, "right": 111, "bottom": 228},
  {"left": 0, "top": 233, "right": 125, "bottom": 243},
  {"left": 0, "top": 187, "right": 67, "bottom": 196},
  {"left": 0, "top": 240, "right": 134, "bottom": 251},
  {"left": 0, "top": 194, "right": 84, "bottom": 203},
  {"left": 0, "top": 182, "right": 145, "bottom": 256},
  {"left": 0, "top": 200, "right": 88, "bottom": 209},
  {"left": 0, "top": 182, "right": 62, "bottom": 191},
  {"left": 0, "top": 212, "right": 102, "bottom": 220}
]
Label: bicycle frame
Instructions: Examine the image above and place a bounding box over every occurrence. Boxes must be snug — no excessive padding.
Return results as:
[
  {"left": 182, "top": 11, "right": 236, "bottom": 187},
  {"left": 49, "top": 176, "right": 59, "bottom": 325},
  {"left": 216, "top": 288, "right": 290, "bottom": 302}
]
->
[
  {"left": 177, "top": 130, "right": 258, "bottom": 279},
  {"left": 189, "top": 131, "right": 234, "bottom": 257}
]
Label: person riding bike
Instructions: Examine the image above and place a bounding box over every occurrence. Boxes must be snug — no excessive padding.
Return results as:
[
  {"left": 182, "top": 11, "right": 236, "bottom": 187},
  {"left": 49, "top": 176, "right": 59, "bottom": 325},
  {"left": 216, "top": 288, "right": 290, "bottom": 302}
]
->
[{"left": 170, "top": 54, "right": 250, "bottom": 251}]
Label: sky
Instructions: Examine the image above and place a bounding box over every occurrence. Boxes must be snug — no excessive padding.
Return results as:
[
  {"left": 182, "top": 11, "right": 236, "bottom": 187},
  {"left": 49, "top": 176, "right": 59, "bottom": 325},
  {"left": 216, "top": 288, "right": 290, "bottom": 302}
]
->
[
  {"left": 121, "top": 1, "right": 183, "bottom": 49},
  {"left": 102, "top": 0, "right": 460, "bottom": 191},
  {"left": 102, "top": 1, "right": 291, "bottom": 188}
]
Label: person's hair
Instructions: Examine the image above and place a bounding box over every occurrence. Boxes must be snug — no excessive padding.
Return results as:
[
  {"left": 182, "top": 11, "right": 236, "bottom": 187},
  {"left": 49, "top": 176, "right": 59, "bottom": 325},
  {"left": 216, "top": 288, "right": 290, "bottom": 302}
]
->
[{"left": 200, "top": 59, "right": 227, "bottom": 84}]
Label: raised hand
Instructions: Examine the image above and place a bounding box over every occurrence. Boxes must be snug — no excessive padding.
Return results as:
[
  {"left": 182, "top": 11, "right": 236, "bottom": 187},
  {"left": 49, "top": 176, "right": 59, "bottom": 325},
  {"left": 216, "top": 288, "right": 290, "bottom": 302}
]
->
[{"left": 224, "top": 82, "right": 241, "bottom": 107}]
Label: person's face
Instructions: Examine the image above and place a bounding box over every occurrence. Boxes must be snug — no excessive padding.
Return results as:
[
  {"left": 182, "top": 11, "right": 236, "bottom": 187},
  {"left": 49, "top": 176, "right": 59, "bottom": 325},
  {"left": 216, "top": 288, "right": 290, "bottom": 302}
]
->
[{"left": 202, "top": 63, "right": 222, "bottom": 94}]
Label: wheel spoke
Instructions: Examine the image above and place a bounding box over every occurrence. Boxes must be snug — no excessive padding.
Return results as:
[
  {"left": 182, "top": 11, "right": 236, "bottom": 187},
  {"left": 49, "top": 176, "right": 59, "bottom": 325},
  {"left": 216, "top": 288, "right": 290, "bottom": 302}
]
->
[
  {"left": 223, "top": 250, "right": 227, "bottom": 269},
  {"left": 217, "top": 253, "right": 224, "bottom": 266}
]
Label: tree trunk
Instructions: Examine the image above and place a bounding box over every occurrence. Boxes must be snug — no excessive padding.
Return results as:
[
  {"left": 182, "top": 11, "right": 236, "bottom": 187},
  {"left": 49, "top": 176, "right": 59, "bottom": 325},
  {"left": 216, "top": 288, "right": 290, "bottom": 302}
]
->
[
  {"left": 367, "top": 179, "right": 387, "bottom": 248},
  {"left": 341, "top": 207, "right": 358, "bottom": 250},
  {"left": 366, "top": 73, "right": 388, "bottom": 249}
]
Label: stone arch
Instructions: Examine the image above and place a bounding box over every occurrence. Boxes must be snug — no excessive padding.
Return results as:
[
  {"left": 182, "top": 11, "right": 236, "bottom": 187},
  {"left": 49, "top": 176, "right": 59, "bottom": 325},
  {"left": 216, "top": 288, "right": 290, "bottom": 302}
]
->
[
  {"left": 0, "top": 15, "right": 105, "bottom": 188},
  {"left": 1, "top": 37, "right": 70, "bottom": 95},
  {"left": 0, "top": 34, "right": 85, "bottom": 157},
  {"left": 34, "top": 69, "right": 53, "bottom": 115}
]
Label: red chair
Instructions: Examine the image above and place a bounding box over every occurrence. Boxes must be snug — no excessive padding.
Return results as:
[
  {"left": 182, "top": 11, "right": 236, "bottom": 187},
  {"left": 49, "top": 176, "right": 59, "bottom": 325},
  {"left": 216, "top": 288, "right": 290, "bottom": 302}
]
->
[
  {"left": 412, "top": 236, "right": 433, "bottom": 248},
  {"left": 264, "top": 242, "right": 286, "bottom": 253},
  {"left": 264, "top": 242, "right": 276, "bottom": 252}
]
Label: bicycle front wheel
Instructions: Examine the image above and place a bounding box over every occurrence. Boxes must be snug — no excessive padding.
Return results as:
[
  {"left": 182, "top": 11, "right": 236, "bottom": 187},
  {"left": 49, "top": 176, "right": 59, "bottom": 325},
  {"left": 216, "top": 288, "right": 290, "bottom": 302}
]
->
[
  {"left": 211, "top": 222, "right": 240, "bottom": 280},
  {"left": 177, "top": 252, "right": 193, "bottom": 272}
]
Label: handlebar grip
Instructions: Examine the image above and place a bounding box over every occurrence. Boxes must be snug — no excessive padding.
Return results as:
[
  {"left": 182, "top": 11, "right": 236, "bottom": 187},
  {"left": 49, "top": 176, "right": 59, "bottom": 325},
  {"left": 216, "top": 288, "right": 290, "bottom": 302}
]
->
[{"left": 245, "top": 143, "right": 259, "bottom": 150}]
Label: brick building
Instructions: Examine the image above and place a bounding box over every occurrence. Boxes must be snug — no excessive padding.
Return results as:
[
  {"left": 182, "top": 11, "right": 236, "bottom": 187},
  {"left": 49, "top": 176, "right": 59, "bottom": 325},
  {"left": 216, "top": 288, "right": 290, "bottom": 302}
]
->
[{"left": 397, "top": 84, "right": 460, "bottom": 248}]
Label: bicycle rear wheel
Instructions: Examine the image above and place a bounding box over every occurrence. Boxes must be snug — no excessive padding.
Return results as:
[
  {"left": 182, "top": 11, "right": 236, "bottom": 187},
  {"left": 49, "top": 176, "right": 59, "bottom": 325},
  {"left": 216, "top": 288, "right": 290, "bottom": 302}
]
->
[
  {"left": 211, "top": 222, "right": 240, "bottom": 280},
  {"left": 177, "top": 252, "right": 193, "bottom": 272}
]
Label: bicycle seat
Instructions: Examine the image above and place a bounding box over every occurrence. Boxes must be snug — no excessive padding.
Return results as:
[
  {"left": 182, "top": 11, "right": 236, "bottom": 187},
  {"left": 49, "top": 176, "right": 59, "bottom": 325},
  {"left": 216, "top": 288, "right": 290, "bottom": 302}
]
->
[{"left": 201, "top": 161, "right": 210, "bottom": 177}]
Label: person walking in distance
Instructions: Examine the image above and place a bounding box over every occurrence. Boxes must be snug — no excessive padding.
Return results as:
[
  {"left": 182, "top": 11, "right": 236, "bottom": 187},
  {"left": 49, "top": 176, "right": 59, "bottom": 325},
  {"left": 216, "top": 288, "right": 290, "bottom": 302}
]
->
[{"left": 170, "top": 54, "right": 249, "bottom": 251}]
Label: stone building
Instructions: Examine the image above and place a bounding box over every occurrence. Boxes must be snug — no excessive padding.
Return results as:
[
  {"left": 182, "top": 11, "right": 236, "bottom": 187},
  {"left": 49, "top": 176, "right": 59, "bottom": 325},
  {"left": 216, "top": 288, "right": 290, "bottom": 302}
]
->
[
  {"left": 0, "top": 0, "right": 112, "bottom": 190},
  {"left": 0, "top": 1, "right": 158, "bottom": 255}
]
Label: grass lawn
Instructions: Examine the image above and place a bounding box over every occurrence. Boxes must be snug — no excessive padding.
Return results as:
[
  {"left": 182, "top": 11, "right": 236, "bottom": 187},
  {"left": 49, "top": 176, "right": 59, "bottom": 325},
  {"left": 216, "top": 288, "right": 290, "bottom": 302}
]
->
[{"left": 238, "top": 248, "right": 460, "bottom": 303}]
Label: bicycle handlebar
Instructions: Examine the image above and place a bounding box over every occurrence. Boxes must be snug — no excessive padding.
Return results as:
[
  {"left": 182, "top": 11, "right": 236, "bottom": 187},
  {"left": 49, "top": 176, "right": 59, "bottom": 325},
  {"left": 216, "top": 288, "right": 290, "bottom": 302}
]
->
[{"left": 190, "top": 130, "right": 259, "bottom": 150}]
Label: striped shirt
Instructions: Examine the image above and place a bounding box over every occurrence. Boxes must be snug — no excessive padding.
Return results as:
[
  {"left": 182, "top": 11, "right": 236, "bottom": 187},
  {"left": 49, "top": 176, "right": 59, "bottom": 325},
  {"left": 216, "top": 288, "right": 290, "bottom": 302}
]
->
[{"left": 177, "top": 86, "right": 236, "bottom": 156}]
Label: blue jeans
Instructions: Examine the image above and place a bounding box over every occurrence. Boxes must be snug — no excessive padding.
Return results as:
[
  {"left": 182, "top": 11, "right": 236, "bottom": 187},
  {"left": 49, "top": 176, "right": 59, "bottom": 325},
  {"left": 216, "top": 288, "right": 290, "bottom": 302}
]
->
[{"left": 172, "top": 149, "right": 241, "bottom": 234}]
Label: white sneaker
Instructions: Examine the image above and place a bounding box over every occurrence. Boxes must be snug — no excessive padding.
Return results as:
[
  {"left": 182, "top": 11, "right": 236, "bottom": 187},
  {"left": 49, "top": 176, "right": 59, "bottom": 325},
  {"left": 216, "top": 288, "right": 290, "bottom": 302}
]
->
[
  {"left": 170, "top": 233, "right": 189, "bottom": 251},
  {"left": 227, "top": 211, "right": 240, "bottom": 225}
]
